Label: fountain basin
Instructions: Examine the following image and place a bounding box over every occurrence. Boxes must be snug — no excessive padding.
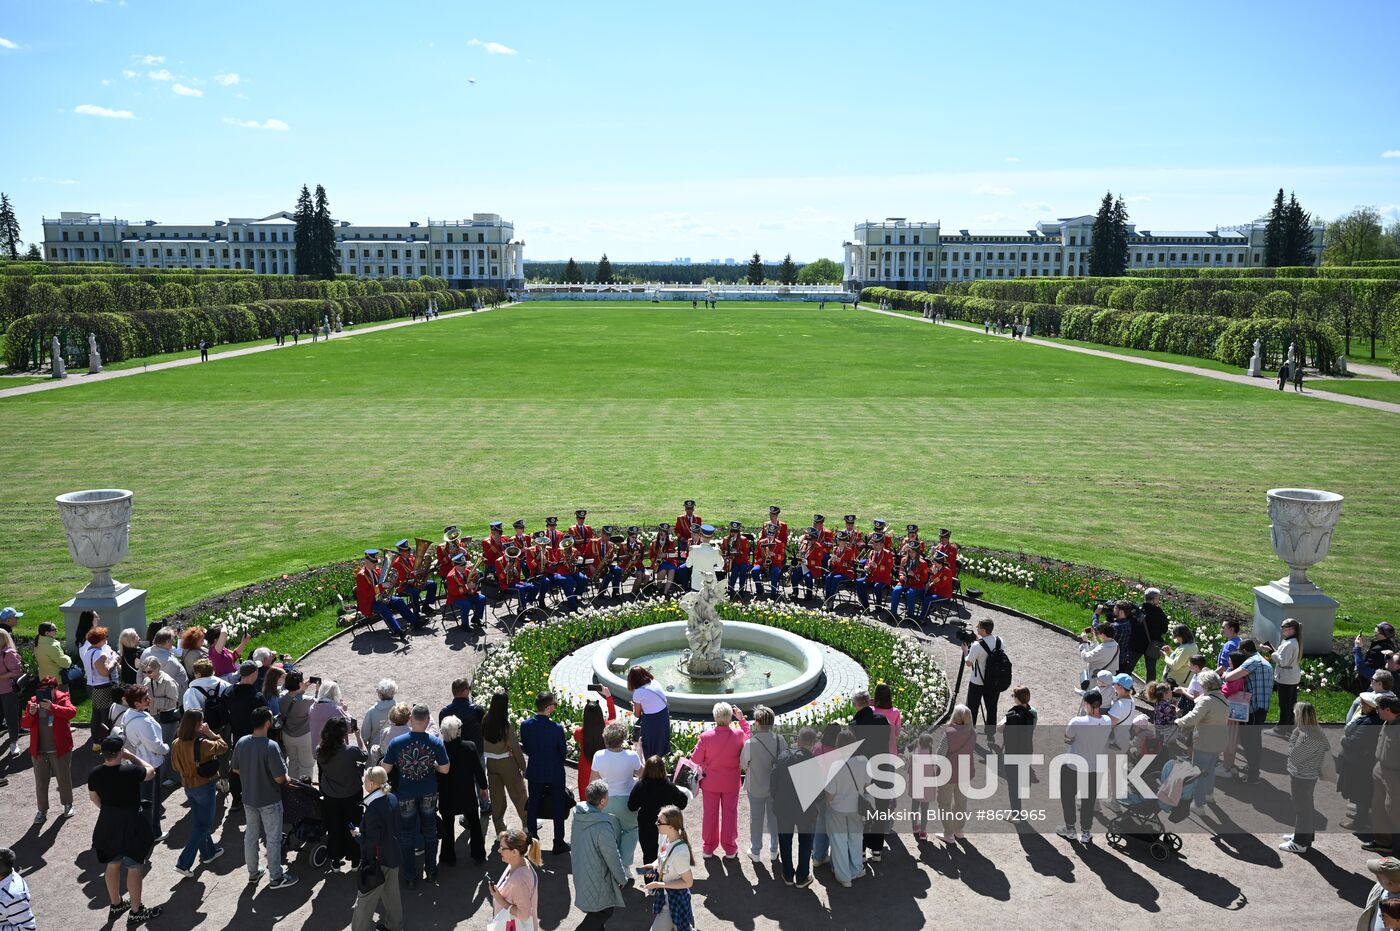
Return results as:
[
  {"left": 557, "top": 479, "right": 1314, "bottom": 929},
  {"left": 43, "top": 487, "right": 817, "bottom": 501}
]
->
[{"left": 591, "top": 621, "right": 826, "bottom": 714}]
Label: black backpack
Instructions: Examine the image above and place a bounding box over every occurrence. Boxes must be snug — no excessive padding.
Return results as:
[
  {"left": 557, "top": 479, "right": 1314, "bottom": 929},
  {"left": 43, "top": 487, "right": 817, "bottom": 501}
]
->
[
  {"left": 771, "top": 749, "right": 816, "bottom": 828},
  {"left": 197, "top": 684, "right": 230, "bottom": 732},
  {"left": 982, "top": 636, "right": 1013, "bottom": 694}
]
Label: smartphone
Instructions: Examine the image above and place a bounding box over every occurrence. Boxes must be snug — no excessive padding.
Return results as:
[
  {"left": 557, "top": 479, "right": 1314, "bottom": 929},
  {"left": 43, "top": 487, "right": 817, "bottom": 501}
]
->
[
  {"left": 35, "top": 687, "right": 54, "bottom": 704},
  {"left": 309, "top": 676, "right": 322, "bottom": 686},
  {"left": 586, "top": 683, "right": 603, "bottom": 693}
]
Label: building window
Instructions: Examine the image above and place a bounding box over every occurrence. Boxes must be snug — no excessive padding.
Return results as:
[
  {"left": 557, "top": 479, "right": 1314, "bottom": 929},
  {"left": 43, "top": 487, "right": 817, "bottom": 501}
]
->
[
  {"left": 124, "top": 248, "right": 131, "bottom": 258},
  {"left": 868, "top": 268, "right": 875, "bottom": 278},
  {"left": 62, "top": 231, "right": 69, "bottom": 241},
  {"left": 180, "top": 249, "right": 187, "bottom": 257},
  {"left": 434, "top": 249, "right": 441, "bottom": 259},
  {"left": 377, "top": 249, "right": 384, "bottom": 258},
  {"left": 391, "top": 266, "right": 399, "bottom": 276},
  {"left": 913, "top": 235, "right": 920, "bottom": 245},
  {"left": 478, "top": 233, "right": 484, "bottom": 242},
  {"left": 975, "top": 252, "right": 982, "bottom": 261}
]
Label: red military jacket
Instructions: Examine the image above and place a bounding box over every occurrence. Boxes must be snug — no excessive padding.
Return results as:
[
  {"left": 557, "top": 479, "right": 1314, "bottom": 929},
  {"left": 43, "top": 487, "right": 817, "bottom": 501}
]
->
[
  {"left": 930, "top": 565, "right": 955, "bottom": 598},
  {"left": 769, "top": 520, "right": 790, "bottom": 549},
  {"left": 571, "top": 523, "right": 594, "bottom": 547},
  {"left": 391, "top": 553, "right": 418, "bottom": 593},
  {"left": 935, "top": 541, "right": 960, "bottom": 573},
  {"left": 864, "top": 548, "right": 895, "bottom": 585},
  {"left": 649, "top": 534, "right": 678, "bottom": 568},
  {"left": 802, "top": 539, "right": 828, "bottom": 578},
  {"left": 355, "top": 566, "right": 380, "bottom": 616},
  {"left": 815, "top": 527, "right": 836, "bottom": 548},
  {"left": 445, "top": 565, "right": 477, "bottom": 602},
  {"left": 755, "top": 535, "right": 784, "bottom": 568},
  {"left": 543, "top": 545, "right": 568, "bottom": 576},
  {"left": 901, "top": 536, "right": 927, "bottom": 557},
  {"left": 481, "top": 534, "right": 506, "bottom": 571},
  {"left": 583, "top": 538, "right": 609, "bottom": 578},
  {"left": 722, "top": 534, "right": 752, "bottom": 566},
  {"left": 435, "top": 542, "right": 464, "bottom": 578},
  {"left": 900, "top": 559, "right": 931, "bottom": 589},
  {"left": 829, "top": 543, "right": 858, "bottom": 577},
  {"left": 674, "top": 513, "right": 700, "bottom": 545}
]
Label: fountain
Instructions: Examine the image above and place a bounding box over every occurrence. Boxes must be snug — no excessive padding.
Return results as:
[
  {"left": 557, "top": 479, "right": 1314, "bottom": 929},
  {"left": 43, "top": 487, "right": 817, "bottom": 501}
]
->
[
  {"left": 1253, "top": 488, "right": 1343, "bottom": 655},
  {"left": 586, "top": 527, "right": 829, "bottom": 714}
]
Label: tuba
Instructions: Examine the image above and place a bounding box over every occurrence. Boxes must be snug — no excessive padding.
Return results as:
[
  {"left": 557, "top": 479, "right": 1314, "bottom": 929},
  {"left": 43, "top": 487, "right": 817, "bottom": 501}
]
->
[
  {"left": 411, "top": 537, "right": 435, "bottom": 587},
  {"left": 376, "top": 552, "right": 399, "bottom": 603}
]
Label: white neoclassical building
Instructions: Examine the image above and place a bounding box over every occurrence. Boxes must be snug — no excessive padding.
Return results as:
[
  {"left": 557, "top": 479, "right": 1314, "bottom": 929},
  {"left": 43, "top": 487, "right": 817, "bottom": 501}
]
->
[
  {"left": 42, "top": 211, "right": 525, "bottom": 290},
  {"left": 842, "top": 215, "right": 1325, "bottom": 291}
]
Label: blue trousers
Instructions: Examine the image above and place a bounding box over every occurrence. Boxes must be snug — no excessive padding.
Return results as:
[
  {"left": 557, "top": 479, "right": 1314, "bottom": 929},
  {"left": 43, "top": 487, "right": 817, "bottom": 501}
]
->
[
  {"left": 856, "top": 579, "right": 889, "bottom": 609},
  {"left": 727, "top": 562, "right": 752, "bottom": 592},
  {"left": 176, "top": 781, "right": 218, "bottom": 870},
  {"left": 448, "top": 593, "right": 488, "bottom": 625},
  {"left": 790, "top": 567, "right": 818, "bottom": 595},
  {"left": 401, "top": 581, "right": 438, "bottom": 613},
  {"left": 890, "top": 585, "right": 926, "bottom": 617},
  {"left": 921, "top": 593, "right": 951, "bottom": 616},
  {"left": 824, "top": 572, "right": 851, "bottom": 600},
  {"left": 526, "top": 777, "right": 567, "bottom": 840},
  {"left": 549, "top": 572, "right": 585, "bottom": 610},
  {"left": 600, "top": 565, "right": 623, "bottom": 593},
  {"left": 752, "top": 564, "right": 784, "bottom": 593},
  {"left": 372, "top": 599, "right": 414, "bottom": 634},
  {"left": 398, "top": 792, "right": 439, "bottom": 880},
  {"left": 511, "top": 582, "right": 537, "bottom": 613}
]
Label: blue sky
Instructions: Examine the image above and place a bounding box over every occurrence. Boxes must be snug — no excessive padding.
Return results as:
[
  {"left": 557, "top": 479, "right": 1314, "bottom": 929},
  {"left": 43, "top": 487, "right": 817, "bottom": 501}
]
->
[{"left": 2, "top": 0, "right": 1398, "bottom": 261}]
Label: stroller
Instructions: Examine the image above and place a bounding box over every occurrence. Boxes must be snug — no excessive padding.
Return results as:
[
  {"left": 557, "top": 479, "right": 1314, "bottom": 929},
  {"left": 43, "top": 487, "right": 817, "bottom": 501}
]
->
[
  {"left": 280, "top": 777, "right": 330, "bottom": 869},
  {"left": 1104, "top": 757, "right": 1199, "bottom": 862}
]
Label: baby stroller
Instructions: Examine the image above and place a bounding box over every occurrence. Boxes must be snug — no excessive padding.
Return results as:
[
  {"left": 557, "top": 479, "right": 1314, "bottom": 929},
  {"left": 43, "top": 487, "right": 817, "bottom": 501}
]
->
[
  {"left": 281, "top": 777, "right": 330, "bottom": 869},
  {"left": 1104, "top": 758, "right": 1199, "bottom": 861}
]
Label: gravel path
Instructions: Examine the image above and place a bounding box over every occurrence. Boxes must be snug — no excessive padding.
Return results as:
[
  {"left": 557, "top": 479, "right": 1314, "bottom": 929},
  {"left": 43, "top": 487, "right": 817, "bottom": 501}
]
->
[{"left": 0, "top": 599, "right": 1367, "bottom": 929}]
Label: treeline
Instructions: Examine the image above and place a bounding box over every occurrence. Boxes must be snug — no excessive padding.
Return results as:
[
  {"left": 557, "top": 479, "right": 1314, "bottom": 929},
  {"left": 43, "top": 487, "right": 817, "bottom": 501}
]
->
[
  {"left": 4, "top": 287, "right": 501, "bottom": 371},
  {"left": 525, "top": 261, "right": 803, "bottom": 285},
  {"left": 938, "top": 273, "right": 1399, "bottom": 360},
  {"left": 862, "top": 285, "right": 1344, "bottom": 375},
  {"left": 0, "top": 272, "right": 452, "bottom": 329}
]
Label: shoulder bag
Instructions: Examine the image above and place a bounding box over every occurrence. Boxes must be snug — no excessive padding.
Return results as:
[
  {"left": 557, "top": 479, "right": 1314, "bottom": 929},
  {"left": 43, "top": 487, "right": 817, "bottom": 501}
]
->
[{"left": 358, "top": 843, "right": 385, "bottom": 894}]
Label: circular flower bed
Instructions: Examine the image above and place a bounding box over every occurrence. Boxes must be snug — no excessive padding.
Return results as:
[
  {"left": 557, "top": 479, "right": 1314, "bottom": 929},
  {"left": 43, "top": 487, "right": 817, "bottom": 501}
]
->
[{"left": 473, "top": 598, "right": 950, "bottom": 764}]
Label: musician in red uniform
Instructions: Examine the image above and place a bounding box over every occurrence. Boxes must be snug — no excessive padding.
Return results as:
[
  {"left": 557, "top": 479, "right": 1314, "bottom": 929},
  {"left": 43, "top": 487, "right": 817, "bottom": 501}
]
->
[
  {"left": 869, "top": 518, "right": 890, "bottom": 545},
  {"left": 824, "top": 530, "right": 860, "bottom": 600},
  {"left": 766, "top": 506, "right": 790, "bottom": 551},
  {"left": 752, "top": 521, "right": 786, "bottom": 597},
  {"left": 554, "top": 536, "right": 587, "bottom": 612},
  {"left": 570, "top": 509, "right": 595, "bottom": 548},
  {"left": 842, "top": 514, "right": 859, "bottom": 544},
  {"left": 444, "top": 551, "right": 488, "bottom": 627},
  {"left": 392, "top": 539, "right": 438, "bottom": 617},
  {"left": 435, "top": 526, "right": 468, "bottom": 580},
  {"left": 355, "top": 549, "right": 412, "bottom": 640},
  {"left": 648, "top": 523, "right": 679, "bottom": 593},
  {"left": 593, "top": 526, "right": 623, "bottom": 597},
  {"left": 494, "top": 538, "right": 538, "bottom": 613},
  {"left": 789, "top": 528, "right": 827, "bottom": 600},
  {"left": 900, "top": 524, "right": 927, "bottom": 558},
  {"left": 721, "top": 521, "right": 753, "bottom": 595},
  {"left": 543, "top": 516, "right": 564, "bottom": 548},
  {"left": 510, "top": 520, "right": 532, "bottom": 559},
  {"left": 675, "top": 501, "right": 701, "bottom": 551},
  {"left": 620, "top": 525, "right": 648, "bottom": 594},
  {"left": 857, "top": 533, "right": 895, "bottom": 613},
  {"left": 812, "top": 515, "right": 836, "bottom": 549},
  {"left": 481, "top": 522, "right": 507, "bottom": 579},
  {"left": 921, "top": 553, "right": 956, "bottom": 619},
  {"left": 934, "top": 528, "right": 959, "bottom": 575},
  {"left": 890, "top": 550, "right": 931, "bottom": 622}
]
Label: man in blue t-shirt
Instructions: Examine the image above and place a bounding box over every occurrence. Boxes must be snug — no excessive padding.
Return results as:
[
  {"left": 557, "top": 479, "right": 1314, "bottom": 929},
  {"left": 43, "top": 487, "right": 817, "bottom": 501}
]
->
[{"left": 383, "top": 704, "right": 450, "bottom": 886}]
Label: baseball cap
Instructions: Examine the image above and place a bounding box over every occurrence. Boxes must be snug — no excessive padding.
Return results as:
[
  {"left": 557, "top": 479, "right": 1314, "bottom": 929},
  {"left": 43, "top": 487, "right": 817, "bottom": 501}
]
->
[
  {"left": 101, "top": 735, "right": 125, "bottom": 756},
  {"left": 1113, "top": 673, "right": 1135, "bottom": 690},
  {"left": 1368, "top": 857, "right": 1400, "bottom": 877},
  {"left": 0, "top": 607, "right": 22, "bottom": 622}
]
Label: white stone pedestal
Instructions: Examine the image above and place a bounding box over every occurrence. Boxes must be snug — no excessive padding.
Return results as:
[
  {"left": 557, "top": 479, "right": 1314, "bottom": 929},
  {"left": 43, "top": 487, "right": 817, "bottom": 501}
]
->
[
  {"left": 60, "top": 587, "right": 147, "bottom": 656},
  {"left": 1254, "top": 578, "right": 1337, "bottom": 656},
  {"left": 1247, "top": 353, "right": 1262, "bottom": 377}
]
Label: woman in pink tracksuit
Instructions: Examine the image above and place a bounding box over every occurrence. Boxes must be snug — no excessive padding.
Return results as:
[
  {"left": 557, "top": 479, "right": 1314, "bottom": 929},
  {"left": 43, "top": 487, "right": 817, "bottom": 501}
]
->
[{"left": 689, "top": 702, "right": 750, "bottom": 857}]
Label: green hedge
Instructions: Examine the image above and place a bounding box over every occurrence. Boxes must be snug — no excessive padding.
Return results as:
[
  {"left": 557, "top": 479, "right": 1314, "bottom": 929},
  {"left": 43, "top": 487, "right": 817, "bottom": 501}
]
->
[{"left": 3, "top": 287, "right": 502, "bottom": 369}]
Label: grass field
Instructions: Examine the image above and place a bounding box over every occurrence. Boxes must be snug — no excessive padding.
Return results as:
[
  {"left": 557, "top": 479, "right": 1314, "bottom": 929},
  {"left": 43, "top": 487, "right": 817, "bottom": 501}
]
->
[{"left": 2, "top": 301, "right": 1397, "bottom": 638}]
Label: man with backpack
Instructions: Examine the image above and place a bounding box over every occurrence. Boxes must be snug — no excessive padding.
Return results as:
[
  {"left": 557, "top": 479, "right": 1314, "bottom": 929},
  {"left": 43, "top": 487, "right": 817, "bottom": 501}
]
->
[
  {"left": 224, "top": 661, "right": 269, "bottom": 809},
  {"left": 965, "top": 619, "right": 1012, "bottom": 740},
  {"left": 771, "top": 727, "right": 820, "bottom": 887}
]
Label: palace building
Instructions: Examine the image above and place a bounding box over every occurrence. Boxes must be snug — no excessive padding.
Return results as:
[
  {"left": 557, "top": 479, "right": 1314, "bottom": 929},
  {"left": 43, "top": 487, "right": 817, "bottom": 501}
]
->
[
  {"left": 41, "top": 210, "right": 525, "bottom": 290},
  {"left": 842, "top": 215, "right": 1325, "bottom": 291}
]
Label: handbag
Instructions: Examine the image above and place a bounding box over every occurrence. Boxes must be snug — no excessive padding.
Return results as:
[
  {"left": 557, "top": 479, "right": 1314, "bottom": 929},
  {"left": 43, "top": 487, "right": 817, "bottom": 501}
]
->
[
  {"left": 194, "top": 738, "right": 221, "bottom": 779},
  {"left": 1226, "top": 690, "right": 1252, "bottom": 723},
  {"left": 535, "top": 783, "right": 577, "bottom": 820},
  {"left": 357, "top": 845, "right": 385, "bottom": 894}
]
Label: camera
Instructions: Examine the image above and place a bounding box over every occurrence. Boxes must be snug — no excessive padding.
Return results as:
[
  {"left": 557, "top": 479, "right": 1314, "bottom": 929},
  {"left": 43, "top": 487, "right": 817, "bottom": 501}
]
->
[{"left": 955, "top": 628, "right": 978, "bottom": 646}]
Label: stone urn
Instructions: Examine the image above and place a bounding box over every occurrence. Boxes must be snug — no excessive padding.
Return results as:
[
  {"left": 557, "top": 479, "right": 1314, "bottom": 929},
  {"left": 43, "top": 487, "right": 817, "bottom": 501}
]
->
[
  {"left": 1267, "top": 488, "right": 1344, "bottom": 590},
  {"left": 1255, "top": 488, "right": 1343, "bottom": 655},
  {"left": 55, "top": 489, "right": 134, "bottom": 598}
]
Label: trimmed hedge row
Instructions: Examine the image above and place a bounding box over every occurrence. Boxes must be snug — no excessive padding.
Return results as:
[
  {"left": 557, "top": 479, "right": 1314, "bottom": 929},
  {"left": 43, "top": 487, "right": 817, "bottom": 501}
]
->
[
  {"left": 0, "top": 273, "right": 451, "bottom": 327},
  {"left": 1126, "top": 265, "right": 1400, "bottom": 280},
  {"left": 862, "top": 286, "right": 1343, "bottom": 373},
  {"left": 4, "top": 286, "right": 501, "bottom": 370}
]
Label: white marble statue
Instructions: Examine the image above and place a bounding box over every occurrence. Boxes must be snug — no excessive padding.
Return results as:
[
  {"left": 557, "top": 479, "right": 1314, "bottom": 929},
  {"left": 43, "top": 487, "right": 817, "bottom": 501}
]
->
[
  {"left": 51, "top": 337, "right": 66, "bottom": 379},
  {"left": 681, "top": 539, "right": 727, "bottom": 675},
  {"left": 87, "top": 333, "right": 102, "bottom": 373}
]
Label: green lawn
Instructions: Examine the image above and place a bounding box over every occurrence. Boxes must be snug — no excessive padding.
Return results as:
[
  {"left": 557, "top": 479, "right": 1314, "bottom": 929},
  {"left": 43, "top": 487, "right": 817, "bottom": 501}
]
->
[
  {"left": 3, "top": 301, "right": 1398, "bottom": 640},
  {"left": 1310, "top": 377, "right": 1400, "bottom": 402},
  {"left": 1034, "top": 334, "right": 1247, "bottom": 375}
]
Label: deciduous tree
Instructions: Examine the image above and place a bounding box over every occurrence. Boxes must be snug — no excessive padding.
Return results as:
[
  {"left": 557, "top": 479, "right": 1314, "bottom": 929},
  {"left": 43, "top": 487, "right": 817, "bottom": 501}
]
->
[{"left": 796, "top": 257, "right": 842, "bottom": 284}]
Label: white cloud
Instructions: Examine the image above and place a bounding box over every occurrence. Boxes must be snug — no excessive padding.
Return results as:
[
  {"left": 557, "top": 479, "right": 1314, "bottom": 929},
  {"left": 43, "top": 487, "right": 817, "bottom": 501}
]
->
[
  {"left": 213, "top": 72, "right": 240, "bottom": 86},
  {"left": 1004, "top": 156, "right": 1020, "bottom": 162},
  {"left": 172, "top": 83, "right": 202, "bottom": 97},
  {"left": 756, "top": 221, "right": 786, "bottom": 231},
  {"left": 1383, "top": 150, "right": 1400, "bottom": 159},
  {"left": 30, "top": 176, "right": 79, "bottom": 185},
  {"left": 101, "top": 78, "right": 113, "bottom": 86},
  {"left": 0, "top": 36, "right": 18, "bottom": 50},
  {"left": 75, "top": 103, "right": 135, "bottom": 119},
  {"left": 971, "top": 183, "right": 1014, "bottom": 196},
  {"left": 139, "top": 54, "right": 163, "bottom": 65},
  {"left": 468, "top": 38, "right": 517, "bottom": 55},
  {"left": 974, "top": 212, "right": 1014, "bottom": 225},
  {"left": 223, "top": 116, "right": 289, "bottom": 131},
  {"left": 147, "top": 68, "right": 172, "bottom": 81},
  {"left": 122, "top": 69, "right": 137, "bottom": 78},
  {"left": 1018, "top": 201, "right": 1052, "bottom": 211}
]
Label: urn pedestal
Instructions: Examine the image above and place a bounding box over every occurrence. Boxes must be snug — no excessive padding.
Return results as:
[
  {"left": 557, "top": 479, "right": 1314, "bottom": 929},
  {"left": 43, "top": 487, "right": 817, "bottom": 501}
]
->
[
  {"left": 55, "top": 489, "right": 147, "bottom": 654},
  {"left": 1253, "top": 488, "right": 1343, "bottom": 656}
]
